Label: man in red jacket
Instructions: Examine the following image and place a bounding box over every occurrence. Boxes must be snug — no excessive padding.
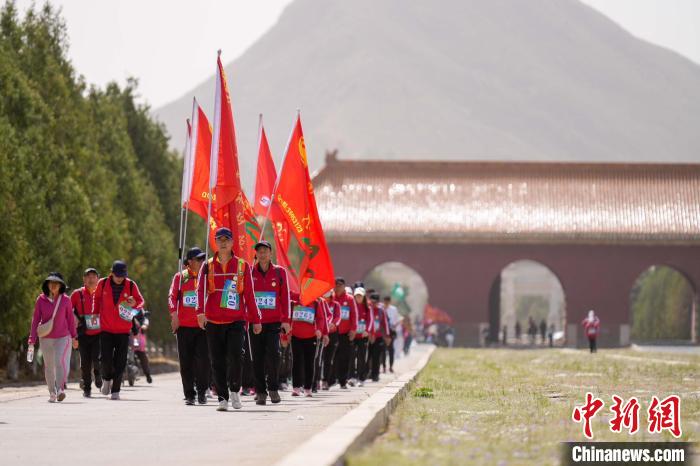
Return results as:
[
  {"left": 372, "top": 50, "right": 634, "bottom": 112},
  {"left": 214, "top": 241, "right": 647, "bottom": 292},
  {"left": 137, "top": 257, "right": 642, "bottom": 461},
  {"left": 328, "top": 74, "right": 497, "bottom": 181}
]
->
[
  {"left": 169, "top": 247, "right": 210, "bottom": 405},
  {"left": 94, "top": 260, "right": 144, "bottom": 400},
  {"left": 196, "top": 227, "right": 262, "bottom": 412},
  {"left": 250, "top": 240, "right": 291, "bottom": 405},
  {"left": 333, "top": 278, "right": 357, "bottom": 389},
  {"left": 71, "top": 267, "right": 102, "bottom": 398}
]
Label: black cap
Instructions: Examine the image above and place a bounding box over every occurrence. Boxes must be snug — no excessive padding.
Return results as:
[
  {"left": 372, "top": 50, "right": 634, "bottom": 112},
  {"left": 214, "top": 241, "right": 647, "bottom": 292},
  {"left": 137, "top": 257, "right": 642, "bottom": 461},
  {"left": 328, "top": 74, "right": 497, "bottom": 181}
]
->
[
  {"left": 335, "top": 277, "right": 346, "bottom": 285},
  {"left": 370, "top": 293, "right": 380, "bottom": 301},
  {"left": 254, "top": 240, "right": 272, "bottom": 251},
  {"left": 186, "top": 247, "right": 206, "bottom": 262},
  {"left": 111, "top": 260, "right": 128, "bottom": 278},
  {"left": 215, "top": 227, "right": 233, "bottom": 239},
  {"left": 83, "top": 267, "right": 99, "bottom": 276},
  {"left": 42, "top": 272, "right": 67, "bottom": 296}
]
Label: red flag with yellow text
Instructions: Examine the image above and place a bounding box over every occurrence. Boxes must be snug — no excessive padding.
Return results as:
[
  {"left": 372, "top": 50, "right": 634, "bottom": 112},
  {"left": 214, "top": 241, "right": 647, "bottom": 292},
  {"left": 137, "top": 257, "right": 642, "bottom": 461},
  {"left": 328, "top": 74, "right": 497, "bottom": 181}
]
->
[{"left": 270, "top": 114, "right": 333, "bottom": 304}]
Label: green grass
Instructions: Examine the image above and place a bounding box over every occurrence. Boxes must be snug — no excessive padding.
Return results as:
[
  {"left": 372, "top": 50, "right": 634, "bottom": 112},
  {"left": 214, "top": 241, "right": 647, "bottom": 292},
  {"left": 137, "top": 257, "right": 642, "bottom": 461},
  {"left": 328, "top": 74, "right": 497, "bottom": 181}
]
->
[{"left": 348, "top": 348, "right": 700, "bottom": 466}]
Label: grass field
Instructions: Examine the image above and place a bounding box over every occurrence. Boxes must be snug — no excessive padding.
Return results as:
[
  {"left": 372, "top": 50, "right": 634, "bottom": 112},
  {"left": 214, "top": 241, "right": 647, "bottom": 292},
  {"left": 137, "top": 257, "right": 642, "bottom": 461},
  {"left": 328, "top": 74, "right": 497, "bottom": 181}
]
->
[{"left": 348, "top": 347, "right": 699, "bottom": 465}]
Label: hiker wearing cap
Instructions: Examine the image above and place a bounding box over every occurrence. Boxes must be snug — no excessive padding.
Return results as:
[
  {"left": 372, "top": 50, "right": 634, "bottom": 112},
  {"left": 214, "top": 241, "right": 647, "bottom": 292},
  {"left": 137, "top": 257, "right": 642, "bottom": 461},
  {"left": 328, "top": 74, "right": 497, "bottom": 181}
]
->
[
  {"left": 289, "top": 292, "right": 329, "bottom": 397},
  {"left": 250, "top": 240, "right": 290, "bottom": 405},
  {"left": 381, "top": 296, "right": 400, "bottom": 373},
  {"left": 28, "top": 273, "right": 78, "bottom": 402},
  {"left": 321, "top": 290, "right": 341, "bottom": 390},
  {"left": 350, "top": 287, "right": 374, "bottom": 387},
  {"left": 71, "top": 268, "right": 102, "bottom": 397},
  {"left": 196, "top": 227, "right": 262, "bottom": 411},
  {"left": 94, "top": 260, "right": 145, "bottom": 400},
  {"left": 332, "top": 278, "right": 357, "bottom": 389},
  {"left": 168, "top": 247, "right": 210, "bottom": 405},
  {"left": 368, "top": 293, "right": 391, "bottom": 382}
]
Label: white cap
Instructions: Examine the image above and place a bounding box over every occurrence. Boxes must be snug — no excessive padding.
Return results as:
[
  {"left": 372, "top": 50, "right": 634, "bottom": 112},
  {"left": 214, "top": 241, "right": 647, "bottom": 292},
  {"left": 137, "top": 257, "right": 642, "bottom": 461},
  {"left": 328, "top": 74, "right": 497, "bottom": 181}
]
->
[{"left": 354, "top": 287, "right": 366, "bottom": 297}]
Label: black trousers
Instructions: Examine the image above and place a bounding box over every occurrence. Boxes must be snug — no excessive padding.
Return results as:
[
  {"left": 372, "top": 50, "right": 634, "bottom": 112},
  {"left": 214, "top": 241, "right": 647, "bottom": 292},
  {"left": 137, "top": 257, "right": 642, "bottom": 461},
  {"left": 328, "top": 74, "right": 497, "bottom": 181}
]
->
[
  {"left": 353, "top": 338, "right": 369, "bottom": 381},
  {"left": 279, "top": 341, "right": 292, "bottom": 385},
  {"left": 370, "top": 338, "right": 386, "bottom": 381},
  {"left": 78, "top": 333, "right": 101, "bottom": 392},
  {"left": 135, "top": 351, "right": 150, "bottom": 376},
  {"left": 100, "top": 332, "right": 129, "bottom": 393},
  {"left": 176, "top": 326, "right": 210, "bottom": 399},
  {"left": 322, "top": 332, "right": 339, "bottom": 384},
  {"left": 382, "top": 331, "right": 395, "bottom": 370},
  {"left": 312, "top": 339, "right": 324, "bottom": 389},
  {"left": 588, "top": 337, "right": 597, "bottom": 353},
  {"left": 251, "top": 322, "right": 282, "bottom": 394},
  {"left": 291, "top": 336, "right": 317, "bottom": 390},
  {"left": 335, "top": 333, "right": 353, "bottom": 386},
  {"left": 206, "top": 321, "right": 245, "bottom": 401}
]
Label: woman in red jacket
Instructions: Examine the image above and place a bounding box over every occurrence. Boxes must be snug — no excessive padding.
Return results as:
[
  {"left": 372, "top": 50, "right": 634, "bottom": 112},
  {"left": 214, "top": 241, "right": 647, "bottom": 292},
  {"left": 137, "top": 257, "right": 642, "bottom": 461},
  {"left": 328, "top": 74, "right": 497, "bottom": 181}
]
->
[
  {"left": 581, "top": 310, "right": 601, "bottom": 353},
  {"left": 350, "top": 287, "right": 373, "bottom": 387},
  {"left": 168, "top": 247, "right": 210, "bottom": 405},
  {"left": 93, "top": 260, "right": 144, "bottom": 400},
  {"left": 290, "top": 292, "right": 329, "bottom": 397}
]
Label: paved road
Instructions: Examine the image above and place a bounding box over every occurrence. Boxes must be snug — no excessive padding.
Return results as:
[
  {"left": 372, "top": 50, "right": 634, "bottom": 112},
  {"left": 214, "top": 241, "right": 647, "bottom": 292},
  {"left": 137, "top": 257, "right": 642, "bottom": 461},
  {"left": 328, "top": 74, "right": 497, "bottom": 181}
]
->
[{"left": 0, "top": 344, "right": 429, "bottom": 466}]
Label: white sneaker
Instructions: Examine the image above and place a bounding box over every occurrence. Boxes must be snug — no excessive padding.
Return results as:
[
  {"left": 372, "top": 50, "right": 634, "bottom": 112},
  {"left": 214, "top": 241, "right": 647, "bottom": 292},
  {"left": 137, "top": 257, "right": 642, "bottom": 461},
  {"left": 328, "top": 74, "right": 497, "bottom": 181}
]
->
[
  {"left": 217, "top": 400, "right": 228, "bottom": 412},
  {"left": 304, "top": 389, "right": 312, "bottom": 398},
  {"left": 101, "top": 380, "right": 112, "bottom": 396},
  {"left": 110, "top": 392, "right": 120, "bottom": 400},
  {"left": 358, "top": 380, "right": 364, "bottom": 387},
  {"left": 348, "top": 378, "right": 356, "bottom": 387},
  {"left": 231, "top": 392, "right": 242, "bottom": 409},
  {"left": 48, "top": 393, "right": 57, "bottom": 403}
]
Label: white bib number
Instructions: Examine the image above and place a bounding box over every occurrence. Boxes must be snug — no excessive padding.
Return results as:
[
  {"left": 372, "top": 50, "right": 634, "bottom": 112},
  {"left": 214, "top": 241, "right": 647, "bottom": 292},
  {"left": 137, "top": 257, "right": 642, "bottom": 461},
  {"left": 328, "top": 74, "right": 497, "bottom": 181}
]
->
[
  {"left": 357, "top": 319, "right": 367, "bottom": 334},
  {"left": 292, "top": 306, "right": 315, "bottom": 324},
  {"left": 183, "top": 291, "right": 198, "bottom": 308},
  {"left": 118, "top": 303, "right": 137, "bottom": 322},
  {"left": 340, "top": 306, "right": 350, "bottom": 321},
  {"left": 220, "top": 280, "right": 240, "bottom": 311},
  {"left": 255, "top": 291, "right": 277, "bottom": 310},
  {"left": 85, "top": 314, "right": 100, "bottom": 330}
]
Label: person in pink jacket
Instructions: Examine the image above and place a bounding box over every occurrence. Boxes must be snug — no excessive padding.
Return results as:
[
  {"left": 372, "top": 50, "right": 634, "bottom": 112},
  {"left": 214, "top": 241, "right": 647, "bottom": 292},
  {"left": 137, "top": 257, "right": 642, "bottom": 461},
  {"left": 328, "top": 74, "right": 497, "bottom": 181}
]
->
[{"left": 28, "top": 272, "right": 78, "bottom": 403}]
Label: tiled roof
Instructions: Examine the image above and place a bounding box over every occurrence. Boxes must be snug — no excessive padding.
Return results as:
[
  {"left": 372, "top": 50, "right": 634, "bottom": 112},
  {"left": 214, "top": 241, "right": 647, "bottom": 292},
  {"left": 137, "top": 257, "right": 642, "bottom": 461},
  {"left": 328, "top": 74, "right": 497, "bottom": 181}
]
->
[{"left": 313, "top": 155, "right": 700, "bottom": 244}]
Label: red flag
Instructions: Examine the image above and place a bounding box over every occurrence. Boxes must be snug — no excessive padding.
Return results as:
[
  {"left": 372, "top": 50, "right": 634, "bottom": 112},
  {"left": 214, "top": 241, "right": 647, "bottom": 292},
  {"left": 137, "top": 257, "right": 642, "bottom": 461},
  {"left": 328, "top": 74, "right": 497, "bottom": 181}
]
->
[
  {"left": 187, "top": 100, "right": 213, "bottom": 224},
  {"left": 253, "top": 117, "right": 277, "bottom": 217},
  {"left": 423, "top": 303, "right": 453, "bottom": 325},
  {"left": 209, "top": 53, "right": 260, "bottom": 263},
  {"left": 270, "top": 114, "right": 334, "bottom": 305}
]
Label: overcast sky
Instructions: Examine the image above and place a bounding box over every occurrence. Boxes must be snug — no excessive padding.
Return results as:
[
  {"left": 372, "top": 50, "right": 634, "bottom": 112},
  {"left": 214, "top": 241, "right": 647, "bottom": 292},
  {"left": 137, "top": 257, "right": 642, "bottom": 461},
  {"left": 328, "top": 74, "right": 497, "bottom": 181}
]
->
[{"left": 11, "top": 0, "right": 700, "bottom": 109}]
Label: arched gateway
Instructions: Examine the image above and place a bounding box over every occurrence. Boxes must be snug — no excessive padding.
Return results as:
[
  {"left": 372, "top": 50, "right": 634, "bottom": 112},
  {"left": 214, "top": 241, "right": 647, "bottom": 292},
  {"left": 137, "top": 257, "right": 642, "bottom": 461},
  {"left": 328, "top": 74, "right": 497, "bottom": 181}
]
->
[{"left": 313, "top": 153, "right": 700, "bottom": 347}]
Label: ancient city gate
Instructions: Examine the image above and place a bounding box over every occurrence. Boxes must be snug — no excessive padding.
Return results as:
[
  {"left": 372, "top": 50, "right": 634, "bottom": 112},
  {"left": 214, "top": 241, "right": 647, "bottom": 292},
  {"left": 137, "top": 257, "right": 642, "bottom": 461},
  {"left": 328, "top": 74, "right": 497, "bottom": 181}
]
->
[{"left": 313, "top": 153, "right": 700, "bottom": 347}]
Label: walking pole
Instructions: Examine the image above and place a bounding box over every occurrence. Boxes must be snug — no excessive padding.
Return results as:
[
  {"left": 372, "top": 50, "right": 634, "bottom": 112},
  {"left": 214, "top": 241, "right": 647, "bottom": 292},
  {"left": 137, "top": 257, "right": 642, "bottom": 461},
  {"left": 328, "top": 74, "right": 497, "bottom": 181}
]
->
[{"left": 175, "top": 112, "right": 195, "bottom": 327}]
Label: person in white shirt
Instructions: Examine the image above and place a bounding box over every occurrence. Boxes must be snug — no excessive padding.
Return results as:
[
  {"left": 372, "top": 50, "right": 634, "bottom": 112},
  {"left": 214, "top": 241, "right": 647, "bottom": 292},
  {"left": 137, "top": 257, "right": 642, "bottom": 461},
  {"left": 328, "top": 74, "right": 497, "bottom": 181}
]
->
[{"left": 381, "top": 296, "right": 401, "bottom": 372}]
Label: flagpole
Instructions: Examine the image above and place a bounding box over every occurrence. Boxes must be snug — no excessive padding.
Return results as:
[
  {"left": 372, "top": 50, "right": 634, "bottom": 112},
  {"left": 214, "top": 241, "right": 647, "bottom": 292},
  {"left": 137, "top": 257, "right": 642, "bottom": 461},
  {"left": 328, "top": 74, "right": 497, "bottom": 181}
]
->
[
  {"left": 203, "top": 50, "right": 223, "bottom": 302},
  {"left": 175, "top": 113, "right": 195, "bottom": 321},
  {"left": 259, "top": 109, "right": 300, "bottom": 243}
]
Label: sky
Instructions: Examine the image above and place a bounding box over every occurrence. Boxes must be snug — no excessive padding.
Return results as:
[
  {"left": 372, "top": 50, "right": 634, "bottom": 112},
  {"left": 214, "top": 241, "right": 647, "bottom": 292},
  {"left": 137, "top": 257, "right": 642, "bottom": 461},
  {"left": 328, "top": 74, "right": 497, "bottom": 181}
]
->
[{"left": 11, "top": 0, "right": 700, "bottom": 109}]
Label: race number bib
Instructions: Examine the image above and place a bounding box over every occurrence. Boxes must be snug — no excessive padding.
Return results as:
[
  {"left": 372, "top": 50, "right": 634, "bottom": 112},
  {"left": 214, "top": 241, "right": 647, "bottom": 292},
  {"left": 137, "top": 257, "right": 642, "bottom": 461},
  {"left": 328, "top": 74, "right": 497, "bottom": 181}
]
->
[
  {"left": 292, "top": 305, "right": 315, "bottom": 324},
  {"left": 357, "top": 319, "right": 367, "bottom": 334},
  {"left": 340, "top": 306, "right": 350, "bottom": 321},
  {"left": 220, "top": 280, "right": 240, "bottom": 311},
  {"left": 255, "top": 291, "right": 277, "bottom": 310},
  {"left": 374, "top": 317, "right": 381, "bottom": 332},
  {"left": 183, "top": 291, "right": 198, "bottom": 308},
  {"left": 118, "top": 302, "right": 137, "bottom": 322},
  {"left": 85, "top": 314, "right": 100, "bottom": 330}
]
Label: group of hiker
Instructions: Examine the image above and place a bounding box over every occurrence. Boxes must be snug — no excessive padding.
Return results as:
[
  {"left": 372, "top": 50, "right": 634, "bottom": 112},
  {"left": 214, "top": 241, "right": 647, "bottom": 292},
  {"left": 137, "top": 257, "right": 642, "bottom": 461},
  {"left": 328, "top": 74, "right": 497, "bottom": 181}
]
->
[{"left": 27, "top": 226, "right": 406, "bottom": 408}]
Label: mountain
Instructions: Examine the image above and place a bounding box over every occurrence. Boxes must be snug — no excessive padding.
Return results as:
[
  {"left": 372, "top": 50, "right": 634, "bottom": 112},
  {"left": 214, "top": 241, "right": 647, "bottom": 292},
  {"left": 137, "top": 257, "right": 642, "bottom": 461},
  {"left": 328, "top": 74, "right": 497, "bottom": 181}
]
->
[{"left": 154, "top": 0, "right": 700, "bottom": 193}]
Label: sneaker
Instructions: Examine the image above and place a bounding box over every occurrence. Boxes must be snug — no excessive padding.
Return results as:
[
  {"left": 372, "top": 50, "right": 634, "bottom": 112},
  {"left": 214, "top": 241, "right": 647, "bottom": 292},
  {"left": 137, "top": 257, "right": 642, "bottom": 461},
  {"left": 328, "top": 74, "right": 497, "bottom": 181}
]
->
[
  {"left": 101, "top": 380, "right": 112, "bottom": 396},
  {"left": 304, "top": 389, "right": 312, "bottom": 397},
  {"left": 280, "top": 383, "right": 288, "bottom": 391},
  {"left": 231, "top": 393, "right": 242, "bottom": 410},
  {"left": 48, "top": 393, "right": 57, "bottom": 403},
  {"left": 217, "top": 400, "right": 228, "bottom": 412},
  {"left": 340, "top": 384, "right": 348, "bottom": 390},
  {"left": 197, "top": 393, "right": 207, "bottom": 405},
  {"left": 372, "top": 377, "right": 379, "bottom": 382},
  {"left": 291, "top": 388, "right": 301, "bottom": 397},
  {"left": 146, "top": 374, "right": 153, "bottom": 384},
  {"left": 269, "top": 390, "right": 281, "bottom": 404},
  {"left": 358, "top": 380, "right": 364, "bottom": 387},
  {"left": 185, "top": 398, "right": 195, "bottom": 406},
  {"left": 82, "top": 391, "right": 91, "bottom": 398},
  {"left": 110, "top": 392, "right": 120, "bottom": 400},
  {"left": 95, "top": 379, "right": 103, "bottom": 389},
  {"left": 57, "top": 390, "right": 66, "bottom": 402},
  {"left": 241, "top": 388, "right": 251, "bottom": 396},
  {"left": 312, "top": 387, "right": 318, "bottom": 393},
  {"left": 348, "top": 378, "right": 356, "bottom": 387},
  {"left": 256, "top": 393, "right": 267, "bottom": 406},
  {"left": 321, "top": 381, "right": 329, "bottom": 391}
]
